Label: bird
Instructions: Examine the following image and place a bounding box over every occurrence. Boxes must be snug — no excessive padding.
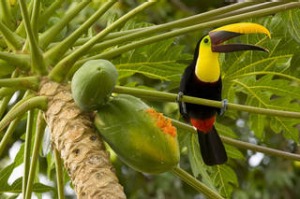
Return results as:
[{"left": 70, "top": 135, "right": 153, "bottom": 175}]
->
[{"left": 178, "top": 23, "right": 270, "bottom": 165}]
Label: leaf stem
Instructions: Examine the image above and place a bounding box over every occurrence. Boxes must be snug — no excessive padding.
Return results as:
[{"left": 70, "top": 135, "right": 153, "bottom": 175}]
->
[
  {"left": 18, "top": 0, "right": 46, "bottom": 75},
  {"left": 218, "top": 2, "right": 283, "bottom": 17},
  {"left": 31, "top": 0, "right": 40, "bottom": 39},
  {"left": 0, "top": 0, "right": 14, "bottom": 30},
  {"left": 220, "top": 136, "right": 300, "bottom": 161},
  {"left": 81, "top": 2, "right": 278, "bottom": 48},
  {"left": 0, "top": 21, "right": 24, "bottom": 50},
  {"left": 45, "top": 0, "right": 117, "bottom": 66},
  {"left": 0, "top": 96, "right": 48, "bottom": 132},
  {"left": 0, "top": 118, "right": 20, "bottom": 156},
  {"left": 25, "top": 111, "right": 46, "bottom": 199},
  {"left": 88, "top": 3, "right": 300, "bottom": 61},
  {"left": 0, "top": 52, "right": 30, "bottom": 70},
  {"left": 23, "top": 110, "right": 34, "bottom": 199},
  {"left": 54, "top": 148, "right": 65, "bottom": 199},
  {"left": 0, "top": 88, "right": 15, "bottom": 98},
  {"left": 0, "top": 72, "right": 17, "bottom": 118},
  {"left": 113, "top": 86, "right": 300, "bottom": 118},
  {"left": 0, "top": 76, "right": 40, "bottom": 90},
  {"left": 0, "top": 94, "right": 13, "bottom": 119},
  {"left": 171, "top": 167, "right": 224, "bottom": 199},
  {"left": 86, "top": 2, "right": 252, "bottom": 52},
  {"left": 38, "top": 0, "right": 64, "bottom": 30},
  {"left": 230, "top": 71, "right": 300, "bottom": 84},
  {"left": 48, "top": 1, "right": 156, "bottom": 82},
  {"left": 39, "top": 1, "right": 91, "bottom": 49},
  {"left": 172, "top": 119, "right": 300, "bottom": 161}
]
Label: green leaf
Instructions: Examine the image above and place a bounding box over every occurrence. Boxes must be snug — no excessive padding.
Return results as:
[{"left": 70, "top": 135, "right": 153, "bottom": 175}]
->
[
  {"left": 1, "top": 177, "right": 54, "bottom": 193},
  {"left": 209, "top": 165, "right": 238, "bottom": 198},
  {"left": 270, "top": 117, "right": 299, "bottom": 141},
  {"left": 113, "top": 39, "right": 190, "bottom": 87},
  {"left": 0, "top": 143, "right": 24, "bottom": 193},
  {"left": 0, "top": 163, "right": 16, "bottom": 192},
  {"left": 231, "top": 75, "right": 300, "bottom": 141},
  {"left": 32, "top": 182, "right": 54, "bottom": 193},
  {"left": 181, "top": 130, "right": 240, "bottom": 197},
  {"left": 186, "top": 133, "right": 216, "bottom": 190},
  {"left": 224, "top": 145, "right": 244, "bottom": 160},
  {"left": 221, "top": 11, "right": 300, "bottom": 142},
  {"left": 215, "top": 123, "right": 244, "bottom": 160},
  {"left": 285, "top": 9, "right": 300, "bottom": 44}
]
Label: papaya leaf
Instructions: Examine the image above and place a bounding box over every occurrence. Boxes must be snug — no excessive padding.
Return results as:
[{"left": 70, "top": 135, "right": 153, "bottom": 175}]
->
[
  {"left": 0, "top": 144, "right": 24, "bottom": 193},
  {"left": 32, "top": 182, "right": 54, "bottom": 193},
  {"left": 185, "top": 132, "right": 216, "bottom": 190},
  {"left": 285, "top": 9, "right": 300, "bottom": 44},
  {"left": 215, "top": 123, "right": 244, "bottom": 160},
  {"left": 0, "top": 163, "right": 16, "bottom": 192},
  {"left": 220, "top": 11, "right": 300, "bottom": 142},
  {"left": 113, "top": 39, "right": 190, "bottom": 88},
  {"left": 1, "top": 177, "right": 54, "bottom": 193},
  {"left": 177, "top": 120, "right": 240, "bottom": 197},
  {"left": 231, "top": 75, "right": 300, "bottom": 141},
  {"left": 209, "top": 165, "right": 238, "bottom": 198}
]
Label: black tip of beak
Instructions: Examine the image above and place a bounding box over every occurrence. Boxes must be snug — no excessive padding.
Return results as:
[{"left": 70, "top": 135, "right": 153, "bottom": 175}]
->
[{"left": 212, "top": 44, "right": 269, "bottom": 53}]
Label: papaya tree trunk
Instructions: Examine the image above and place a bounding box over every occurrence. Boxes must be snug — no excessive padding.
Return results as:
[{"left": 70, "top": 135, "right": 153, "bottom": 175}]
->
[{"left": 39, "top": 78, "right": 126, "bottom": 199}]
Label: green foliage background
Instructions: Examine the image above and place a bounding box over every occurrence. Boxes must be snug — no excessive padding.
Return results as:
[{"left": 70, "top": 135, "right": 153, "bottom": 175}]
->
[
  {"left": 99, "top": 2, "right": 300, "bottom": 198},
  {"left": 0, "top": 0, "right": 300, "bottom": 199}
]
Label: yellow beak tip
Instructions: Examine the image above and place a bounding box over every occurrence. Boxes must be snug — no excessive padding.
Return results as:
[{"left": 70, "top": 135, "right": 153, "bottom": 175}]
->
[{"left": 211, "top": 22, "right": 271, "bottom": 38}]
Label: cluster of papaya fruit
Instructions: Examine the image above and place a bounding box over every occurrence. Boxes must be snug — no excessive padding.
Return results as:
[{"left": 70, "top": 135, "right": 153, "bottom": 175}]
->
[{"left": 71, "top": 59, "right": 179, "bottom": 173}]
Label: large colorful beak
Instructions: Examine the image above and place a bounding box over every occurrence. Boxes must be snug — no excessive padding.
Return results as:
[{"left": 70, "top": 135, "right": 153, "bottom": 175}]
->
[{"left": 209, "top": 23, "right": 271, "bottom": 53}]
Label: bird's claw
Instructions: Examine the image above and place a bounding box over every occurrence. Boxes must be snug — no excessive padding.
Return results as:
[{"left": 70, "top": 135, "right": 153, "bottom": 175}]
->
[
  {"left": 177, "top": 91, "right": 184, "bottom": 102},
  {"left": 177, "top": 91, "right": 188, "bottom": 116},
  {"left": 219, "top": 99, "right": 228, "bottom": 116}
]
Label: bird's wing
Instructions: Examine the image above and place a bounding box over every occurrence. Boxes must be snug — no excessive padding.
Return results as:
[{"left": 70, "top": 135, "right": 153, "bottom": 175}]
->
[{"left": 178, "top": 64, "right": 194, "bottom": 120}]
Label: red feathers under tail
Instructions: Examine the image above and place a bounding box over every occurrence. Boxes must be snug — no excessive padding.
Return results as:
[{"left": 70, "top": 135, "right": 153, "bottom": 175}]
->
[{"left": 197, "top": 126, "right": 227, "bottom": 165}]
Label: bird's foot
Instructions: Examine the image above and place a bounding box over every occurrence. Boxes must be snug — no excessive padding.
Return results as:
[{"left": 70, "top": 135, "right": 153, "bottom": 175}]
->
[
  {"left": 176, "top": 91, "right": 184, "bottom": 102},
  {"left": 177, "top": 91, "right": 188, "bottom": 116},
  {"left": 219, "top": 99, "right": 228, "bottom": 116}
]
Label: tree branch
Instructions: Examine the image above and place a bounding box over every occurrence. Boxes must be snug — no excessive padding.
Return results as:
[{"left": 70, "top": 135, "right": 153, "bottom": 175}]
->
[
  {"left": 39, "top": 80, "right": 126, "bottom": 198},
  {"left": 171, "top": 167, "right": 224, "bottom": 199},
  {"left": 113, "top": 86, "right": 300, "bottom": 119},
  {"left": 172, "top": 119, "right": 300, "bottom": 161}
]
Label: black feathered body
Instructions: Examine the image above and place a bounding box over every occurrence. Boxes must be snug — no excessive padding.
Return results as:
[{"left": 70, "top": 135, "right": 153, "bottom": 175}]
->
[
  {"left": 179, "top": 61, "right": 222, "bottom": 120},
  {"left": 178, "top": 40, "right": 227, "bottom": 165}
]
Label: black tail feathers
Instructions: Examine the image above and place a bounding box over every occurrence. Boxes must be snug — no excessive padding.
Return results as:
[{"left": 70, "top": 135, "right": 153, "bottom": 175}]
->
[{"left": 197, "top": 126, "right": 227, "bottom": 166}]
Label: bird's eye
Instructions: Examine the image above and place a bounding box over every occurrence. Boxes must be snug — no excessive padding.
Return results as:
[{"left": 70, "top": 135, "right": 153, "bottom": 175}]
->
[{"left": 203, "top": 38, "right": 209, "bottom": 44}]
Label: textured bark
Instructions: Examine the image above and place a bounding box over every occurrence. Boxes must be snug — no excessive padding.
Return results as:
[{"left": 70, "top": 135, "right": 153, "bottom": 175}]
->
[{"left": 39, "top": 79, "right": 126, "bottom": 199}]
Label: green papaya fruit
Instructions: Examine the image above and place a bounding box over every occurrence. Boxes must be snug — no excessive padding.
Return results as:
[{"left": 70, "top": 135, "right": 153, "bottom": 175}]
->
[
  {"left": 71, "top": 59, "right": 118, "bottom": 111},
  {"left": 94, "top": 94, "right": 179, "bottom": 174}
]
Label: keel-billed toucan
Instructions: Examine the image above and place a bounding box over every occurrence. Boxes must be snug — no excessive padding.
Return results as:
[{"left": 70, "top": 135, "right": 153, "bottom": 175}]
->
[{"left": 178, "top": 23, "right": 270, "bottom": 165}]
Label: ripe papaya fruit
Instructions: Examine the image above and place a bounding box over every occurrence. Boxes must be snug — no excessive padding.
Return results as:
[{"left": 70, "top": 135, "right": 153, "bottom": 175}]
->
[
  {"left": 71, "top": 59, "right": 118, "bottom": 111},
  {"left": 94, "top": 94, "right": 179, "bottom": 174}
]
